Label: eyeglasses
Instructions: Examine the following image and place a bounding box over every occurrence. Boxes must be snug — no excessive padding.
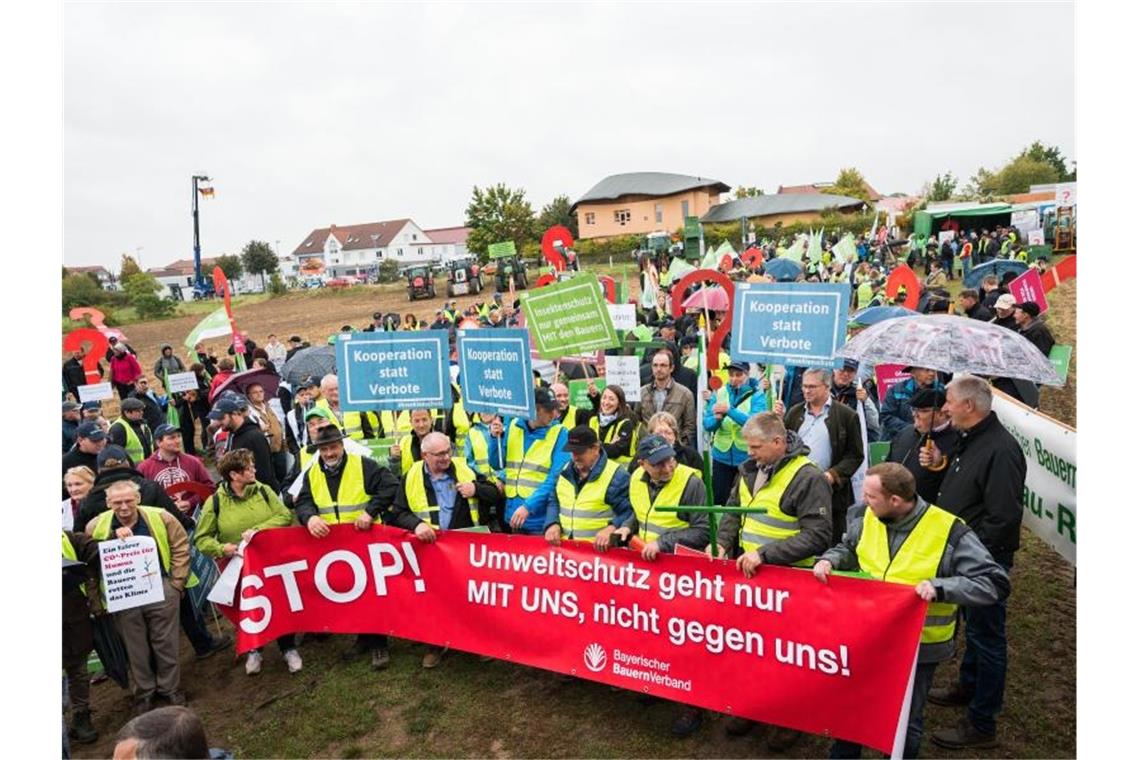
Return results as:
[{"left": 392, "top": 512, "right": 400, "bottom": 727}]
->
[
  {"left": 801, "top": 384, "right": 825, "bottom": 391},
  {"left": 424, "top": 450, "right": 451, "bottom": 458}
]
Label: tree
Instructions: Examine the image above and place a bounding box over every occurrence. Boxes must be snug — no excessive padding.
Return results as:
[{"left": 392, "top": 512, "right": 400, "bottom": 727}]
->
[
  {"left": 464, "top": 183, "right": 537, "bottom": 259},
  {"left": 991, "top": 155, "right": 1060, "bottom": 195},
  {"left": 377, "top": 259, "right": 400, "bottom": 283},
  {"left": 267, "top": 272, "right": 287, "bottom": 296},
  {"left": 536, "top": 195, "right": 578, "bottom": 239},
  {"left": 215, "top": 254, "right": 244, "bottom": 281},
  {"left": 734, "top": 186, "right": 765, "bottom": 199},
  {"left": 1018, "top": 141, "right": 1076, "bottom": 181},
  {"left": 62, "top": 274, "right": 105, "bottom": 310},
  {"left": 831, "top": 168, "right": 873, "bottom": 204},
  {"left": 928, "top": 172, "right": 957, "bottom": 202},
  {"left": 241, "top": 240, "right": 279, "bottom": 277},
  {"left": 120, "top": 254, "right": 141, "bottom": 280},
  {"left": 121, "top": 273, "right": 175, "bottom": 320}
]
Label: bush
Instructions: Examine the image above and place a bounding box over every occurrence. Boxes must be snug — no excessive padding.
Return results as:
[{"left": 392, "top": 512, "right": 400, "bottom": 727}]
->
[
  {"left": 62, "top": 274, "right": 107, "bottom": 310},
  {"left": 131, "top": 292, "right": 176, "bottom": 320},
  {"left": 377, "top": 259, "right": 401, "bottom": 283},
  {"left": 268, "top": 272, "right": 288, "bottom": 295},
  {"left": 575, "top": 234, "right": 641, "bottom": 260}
]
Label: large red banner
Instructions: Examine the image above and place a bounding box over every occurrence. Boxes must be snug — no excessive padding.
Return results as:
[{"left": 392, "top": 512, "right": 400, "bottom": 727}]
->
[{"left": 221, "top": 525, "right": 924, "bottom": 754}]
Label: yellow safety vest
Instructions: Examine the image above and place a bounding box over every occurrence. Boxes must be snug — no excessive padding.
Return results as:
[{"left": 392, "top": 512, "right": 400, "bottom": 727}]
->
[
  {"left": 111, "top": 417, "right": 147, "bottom": 464},
  {"left": 628, "top": 464, "right": 701, "bottom": 543},
  {"left": 404, "top": 458, "right": 479, "bottom": 528},
  {"left": 466, "top": 425, "right": 499, "bottom": 481},
  {"left": 856, "top": 504, "right": 960, "bottom": 645},
  {"left": 504, "top": 422, "right": 564, "bottom": 500},
  {"left": 91, "top": 506, "right": 198, "bottom": 590},
  {"left": 62, "top": 532, "right": 86, "bottom": 597},
  {"left": 737, "top": 455, "right": 816, "bottom": 567},
  {"left": 710, "top": 387, "right": 755, "bottom": 457},
  {"left": 314, "top": 399, "right": 371, "bottom": 440},
  {"left": 398, "top": 434, "right": 431, "bottom": 476},
  {"left": 306, "top": 454, "right": 370, "bottom": 524},
  {"left": 588, "top": 416, "right": 638, "bottom": 464},
  {"left": 555, "top": 457, "right": 621, "bottom": 541}
]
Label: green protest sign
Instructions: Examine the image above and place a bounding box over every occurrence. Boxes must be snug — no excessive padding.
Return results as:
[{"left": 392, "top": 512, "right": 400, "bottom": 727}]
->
[
  {"left": 568, "top": 379, "right": 592, "bottom": 408},
  {"left": 1048, "top": 345, "right": 1073, "bottom": 384},
  {"left": 868, "top": 442, "right": 890, "bottom": 466},
  {"left": 487, "top": 241, "right": 517, "bottom": 259},
  {"left": 521, "top": 275, "right": 619, "bottom": 358}
]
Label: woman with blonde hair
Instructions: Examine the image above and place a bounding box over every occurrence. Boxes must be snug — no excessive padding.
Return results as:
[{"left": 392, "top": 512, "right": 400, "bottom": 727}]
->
[
  {"left": 62, "top": 466, "right": 95, "bottom": 531},
  {"left": 642, "top": 412, "right": 703, "bottom": 472}
]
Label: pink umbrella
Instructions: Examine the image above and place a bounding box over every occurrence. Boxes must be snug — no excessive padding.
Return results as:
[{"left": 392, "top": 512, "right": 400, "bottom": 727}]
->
[{"left": 682, "top": 286, "right": 729, "bottom": 312}]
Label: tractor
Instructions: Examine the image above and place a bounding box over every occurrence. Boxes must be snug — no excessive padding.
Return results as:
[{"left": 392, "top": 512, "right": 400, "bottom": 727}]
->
[
  {"left": 405, "top": 265, "right": 436, "bottom": 301},
  {"left": 494, "top": 255, "right": 528, "bottom": 292},
  {"left": 445, "top": 257, "right": 484, "bottom": 297}
]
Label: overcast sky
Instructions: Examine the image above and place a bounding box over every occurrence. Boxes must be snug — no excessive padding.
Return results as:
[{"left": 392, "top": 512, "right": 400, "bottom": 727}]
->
[{"left": 63, "top": 1, "right": 1074, "bottom": 271}]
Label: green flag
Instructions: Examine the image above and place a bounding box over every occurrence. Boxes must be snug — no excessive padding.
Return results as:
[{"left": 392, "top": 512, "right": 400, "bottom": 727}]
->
[
  {"left": 162, "top": 370, "right": 180, "bottom": 429},
  {"left": 183, "top": 307, "right": 232, "bottom": 352}
]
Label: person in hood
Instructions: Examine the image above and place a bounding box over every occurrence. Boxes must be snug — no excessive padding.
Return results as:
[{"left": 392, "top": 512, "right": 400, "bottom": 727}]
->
[
  {"left": 153, "top": 344, "right": 185, "bottom": 380},
  {"left": 211, "top": 397, "right": 279, "bottom": 492}
]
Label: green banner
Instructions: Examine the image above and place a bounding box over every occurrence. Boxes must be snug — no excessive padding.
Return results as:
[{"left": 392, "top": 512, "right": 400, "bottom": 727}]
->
[
  {"left": 487, "top": 241, "right": 517, "bottom": 259},
  {"left": 868, "top": 441, "right": 890, "bottom": 466},
  {"left": 1048, "top": 344, "right": 1073, "bottom": 384},
  {"left": 568, "top": 379, "right": 592, "bottom": 408},
  {"left": 521, "top": 275, "right": 620, "bottom": 358},
  {"left": 684, "top": 216, "right": 701, "bottom": 237}
]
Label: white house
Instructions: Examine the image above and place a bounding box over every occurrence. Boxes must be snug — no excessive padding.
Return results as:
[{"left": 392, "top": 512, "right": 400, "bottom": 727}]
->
[
  {"left": 290, "top": 218, "right": 455, "bottom": 278},
  {"left": 66, "top": 265, "right": 118, "bottom": 291}
]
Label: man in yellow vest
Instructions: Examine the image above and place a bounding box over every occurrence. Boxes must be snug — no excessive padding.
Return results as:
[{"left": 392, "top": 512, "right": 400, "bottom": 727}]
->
[
  {"left": 109, "top": 398, "right": 153, "bottom": 465},
  {"left": 294, "top": 425, "right": 401, "bottom": 671},
  {"left": 317, "top": 374, "right": 378, "bottom": 440},
  {"left": 550, "top": 382, "right": 591, "bottom": 428},
  {"left": 390, "top": 431, "right": 503, "bottom": 668},
  {"left": 813, "top": 463, "right": 1009, "bottom": 758},
  {"left": 504, "top": 388, "right": 569, "bottom": 535},
  {"left": 713, "top": 411, "right": 833, "bottom": 746},
  {"left": 85, "top": 480, "right": 190, "bottom": 716},
  {"left": 544, "top": 425, "right": 632, "bottom": 551},
  {"left": 389, "top": 408, "right": 442, "bottom": 476}
]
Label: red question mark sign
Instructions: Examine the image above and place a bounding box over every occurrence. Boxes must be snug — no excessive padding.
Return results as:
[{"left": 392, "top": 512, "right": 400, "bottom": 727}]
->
[
  {"left": 541, "top": 225, "right": 573, "bottom": 272},
  {"left": 63, "top": 328, "right": 110, "bottom": 384},
  {"left": 533, "top": 273, "right": 557, "bottom": 289},
  {"left": 741, "top": 248, "right": 764, "bottom": 269},
  {"left": 598, "top": 275, "right": 617, "bottom": 304},
  {"left": 885, "top": 264, "right": 920, "bottom": 310},
  {"left": 68, "top": 306, "right": 126, "bottom": 342},
  {"left": 670, "top": 269, "right": 735, "bottom": 390}
]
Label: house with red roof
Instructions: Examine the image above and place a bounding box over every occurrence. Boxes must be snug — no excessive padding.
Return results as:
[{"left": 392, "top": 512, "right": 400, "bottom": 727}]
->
[{"left": 290, "top": 219, "right": 465, "bottom": 278}]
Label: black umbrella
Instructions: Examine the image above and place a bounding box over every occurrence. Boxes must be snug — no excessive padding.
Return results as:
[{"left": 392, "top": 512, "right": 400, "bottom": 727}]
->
[
  {"left": 91, "top": 614, "right": 130, "bottom": 689},
  {"left": 279, "top": 345, "right": 337, "bottom": 387}
]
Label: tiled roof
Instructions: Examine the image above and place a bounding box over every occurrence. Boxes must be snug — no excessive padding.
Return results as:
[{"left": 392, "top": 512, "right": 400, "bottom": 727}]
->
[
  {"left": 702, "top": 193, "right": 865, "bottom": 222},
  {"left": 423, "top": 226, "right": 471, "bottom": 245},
  {"left": 291, "top": 219, "right": 411, "bottom": 256},
  {"left": 574, "top": 172, "right": 729, "bottom": 209}
]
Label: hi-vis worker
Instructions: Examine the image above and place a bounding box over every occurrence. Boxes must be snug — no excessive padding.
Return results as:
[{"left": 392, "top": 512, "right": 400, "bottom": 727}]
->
[
  {"left": 110, "top": 398, "right": 153, "bottom": 465},
  {"left": 503, "top": 388, "right": 569, "bottom": 535},
  {"left": 813, "top": 463, "right": 1009, "bottom": 759},
  {"left": 465, "top": 412, "right": 505, "bottom": 484},
  {"left": 544, "top": 425, "right": 633, "bottom": 551},
  {"left": 703, "top": 361, "right": 769, "bottom": 506},
  {"left": 716, "top": 412, "right": 833, "bottom": 571},
  {"left": 389, "top": 409, "right": 441, "bottom": 476},
  {"left": 294, "top": 424, "right": 400, "bottom": 670},
  {"left": 617, "top": 435, "right": 707, "bottom": 561},
  {"left": 316, "top": 374, "right": 378, "bottom": 440}
]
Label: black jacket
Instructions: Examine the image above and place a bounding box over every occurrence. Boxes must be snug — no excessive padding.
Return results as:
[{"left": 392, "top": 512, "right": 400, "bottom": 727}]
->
[
  {"left": 108, "top": 418, "right": 153, "bottom": 462},
  {"left": 933, "top": 411, "right": 1027, "bottom": 562},
  {"left": 294, "top": 454, "right": 399, "bottom": 525},
  {"left": 964, "top": 301, "right": 994, "bottom": 321},
  {"left": 1019, "top": 319, "right": 1055, "bottom": 357},
  {"left": 224, "top": 418, "right": 280, "bottom": 492},
  {"left": 886, "top": 423, "right": 960, "bottom": 504},
  {"left": 129, "top": 390, "right": 166, "bottom": 431},
  {"left": 388, "top": 461, "right": 502, "bottom": 531},
  {"left": 78, "top": 467, "right": 191, "bottom": 532},
  {"left": 63, "top": 358, "right": 102, "bottom": 398},
  {"left": 784, "top": 400, "right": 865, "bottom": 534}
]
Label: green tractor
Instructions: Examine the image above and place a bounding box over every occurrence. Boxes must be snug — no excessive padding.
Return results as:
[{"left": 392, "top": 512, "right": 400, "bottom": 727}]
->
[{"left": 494, "top": 255, "right": 528, "bottom": 292}]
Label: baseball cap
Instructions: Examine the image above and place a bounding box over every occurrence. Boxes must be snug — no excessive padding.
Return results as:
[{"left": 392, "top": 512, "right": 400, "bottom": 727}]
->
[
  {"left": 839, "top": 358, "right": 860, "bottom": 371},
  {"left": 910, "top": 388, "right": 947, "bottom": 410},
  {"left": 298, "top": 376, "right": 320, "bottom": 390},
  {"left": 994, "top": 294, "right": 1017, "bottom": 310},
  {"left": 120, "top": 398, "right": 145, "bottom": 412},
  {"left": 535, "top": 387, "right": 558, "bottom": 411},
  {"left": 153, "top": 423, "right": 180, "bottom": 440},
  {"left": 304, "top": 406, "right": 333, "bottom": 422},
  {"left": 1015, "top": 301, "right": 1041, "bottom": 318},
  {"left": 636, "top": 434, "right": 676, "bottom": 465},
  {"left": 97, "top": 445, "right": 131, "bottom": 470},
  {"left": 76, "top": 421, "right": 107, "bottom": 441},
  {"left": 208, "top": 398, "right": 244, "bottom": 420},
  {"left": 562, "top": 425, "right": 599, "bottom": 453},
  {"left": 81, "top": 401, "right": 101, "bottom": 412},
  {"left": 726, "top": 361, "right": 749, "bottom": 374},
  {"left": 62, "top": 401, "right": 81, "bottom": 413}
]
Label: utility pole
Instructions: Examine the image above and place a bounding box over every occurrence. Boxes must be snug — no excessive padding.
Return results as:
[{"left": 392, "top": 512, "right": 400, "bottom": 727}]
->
[{"left": 191, "top": 174, "right": 212, "bottom": 296}]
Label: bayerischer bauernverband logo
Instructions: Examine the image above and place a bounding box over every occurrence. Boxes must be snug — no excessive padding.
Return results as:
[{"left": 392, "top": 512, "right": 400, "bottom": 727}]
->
[{"left": 583, "top": 643, "right": 606, "bottom": 672}]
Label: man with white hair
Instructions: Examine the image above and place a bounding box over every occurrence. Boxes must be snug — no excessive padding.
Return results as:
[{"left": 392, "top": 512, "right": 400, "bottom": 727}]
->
[{"left": 921, "top": 375, "right": 1027, "bottom": 751}]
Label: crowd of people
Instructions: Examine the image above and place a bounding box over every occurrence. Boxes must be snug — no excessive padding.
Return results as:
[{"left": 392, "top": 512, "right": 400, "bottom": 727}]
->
[{"left": 61, "top": 232, "right": 1057, "bottom": 757}]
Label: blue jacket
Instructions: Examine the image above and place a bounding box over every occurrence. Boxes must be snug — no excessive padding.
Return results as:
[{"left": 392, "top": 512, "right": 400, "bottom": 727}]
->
[
  {"left": 880, "top": 377, "right": 946, "bottom": 440},
  {"left": 504, "top": 419, "right": 569, "bottom": 534},
  {"left": 544, "top": 451, "right": 633, "bottom": 531},
  {"left": 702, "top": 377, "right": 769, "bottom": 467}
]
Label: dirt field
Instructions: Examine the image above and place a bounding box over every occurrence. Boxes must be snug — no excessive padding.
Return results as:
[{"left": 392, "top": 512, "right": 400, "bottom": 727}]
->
[{"left": 67, "top": 263, "right": 1077, "bottom": 759}]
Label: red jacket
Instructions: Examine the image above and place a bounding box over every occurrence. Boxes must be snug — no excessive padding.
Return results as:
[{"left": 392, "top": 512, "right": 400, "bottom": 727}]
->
[
  {"left": 136, "top": 451, "right": 214, "bottom": 507},
  {"left": 109, "top": 352, "right": 142, "bottom": 385},
  {"left": 208, "top": 371, "right": 233, "bottom": 403}
]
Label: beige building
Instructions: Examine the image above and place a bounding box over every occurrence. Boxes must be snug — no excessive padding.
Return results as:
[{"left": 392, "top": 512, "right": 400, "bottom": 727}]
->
[{"left": 573, "top": 172, "right": 729, "bottom": 240}]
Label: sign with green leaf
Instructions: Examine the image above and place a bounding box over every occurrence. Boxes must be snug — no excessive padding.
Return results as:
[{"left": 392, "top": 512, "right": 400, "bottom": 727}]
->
[{"left": 487, "top": 241, "right": 517, "bottom": 259}]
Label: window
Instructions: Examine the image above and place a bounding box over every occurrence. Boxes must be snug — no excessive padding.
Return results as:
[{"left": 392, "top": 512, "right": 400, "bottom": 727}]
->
[
  {"left": 681, "top": 200, "right": 690, "bottom": 219},
  {"left": 585, "top": 212, "right": 595, "bottom": 225},
  {"left": 413, "top": 233, "right": 418, "bottom": 241},
  {"left": 398, "top": 248, "right": 404, "bottom": 257},
  {"left": 614, "top": 209, "right": 631, "bottom": 225},
  {"left": 418, "top": 247, "right": 423, "bottom": 256},
  {"left": 655, "top": 203, "right": 663, "bottom": 224}
]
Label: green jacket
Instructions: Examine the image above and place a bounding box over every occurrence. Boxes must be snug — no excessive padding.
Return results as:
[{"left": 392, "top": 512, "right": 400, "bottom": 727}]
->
[{"left": 193, "top": 481, "right": 294, "bottom": 558}]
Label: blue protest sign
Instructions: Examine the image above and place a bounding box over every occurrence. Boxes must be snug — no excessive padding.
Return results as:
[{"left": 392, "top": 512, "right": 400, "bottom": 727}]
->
[
  {"left": 730, "top": 282, "right": 851, "bottom": 367},
  {"left": 457, "top": 328, "right": 535, "bottom": 418},
  {"left": 335, "top": 331, "right": 451, "bottom": 411}
]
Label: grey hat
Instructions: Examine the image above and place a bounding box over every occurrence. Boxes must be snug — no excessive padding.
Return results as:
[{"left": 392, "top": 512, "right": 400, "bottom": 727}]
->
[{"left": 120, "top": 398, "right": 145, "bottom": 412}]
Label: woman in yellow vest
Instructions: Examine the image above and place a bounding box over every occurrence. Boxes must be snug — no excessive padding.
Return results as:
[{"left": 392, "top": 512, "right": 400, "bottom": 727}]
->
[
  {"left": 585, "top": 385, "right": 638, "bottom": 464},
  {"left": 813, "top": 463, "right": 1009, "bottom": 757}
]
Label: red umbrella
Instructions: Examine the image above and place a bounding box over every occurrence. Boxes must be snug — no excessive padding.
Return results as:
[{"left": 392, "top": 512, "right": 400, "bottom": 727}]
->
[
  {"left": 681, "top": 286, "right": 729, "bottom": 312},
  {"left": 210, "top": 368, "right": 280, "bottom": 399}
]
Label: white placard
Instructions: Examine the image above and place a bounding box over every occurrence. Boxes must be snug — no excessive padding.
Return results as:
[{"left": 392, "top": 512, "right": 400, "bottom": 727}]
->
[
  {"left": 1010, "top": 209, "right": 1039, "bottom": 229},
  {"left": 1054, "top": 182, "right": 1077, "bottom": 208},
  {"left": 937, "top": 231, "right": 954, "bottom": 244},
  {"left": 166, "top": 371, "right": 199, "bottom": 394},
  {"left": 78, "top": 382, "right": 114, "bottom": 402},
  {"left": 99, "top": 535, "right": 166, "bottom": 613},
  {"left": 606, "top": 303, "right": 636, "bottom": 331},
  {"left": 604, "top": 355, "right": 641, "bottom": 402},
  {"left": 1028, "top": 229, "right": 1045, "bottom": 246}
]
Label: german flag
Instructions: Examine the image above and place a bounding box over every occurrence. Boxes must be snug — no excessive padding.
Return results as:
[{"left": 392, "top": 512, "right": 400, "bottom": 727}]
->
[{"left": 198, "top": 186, "right": 215, "bottom": 198}]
